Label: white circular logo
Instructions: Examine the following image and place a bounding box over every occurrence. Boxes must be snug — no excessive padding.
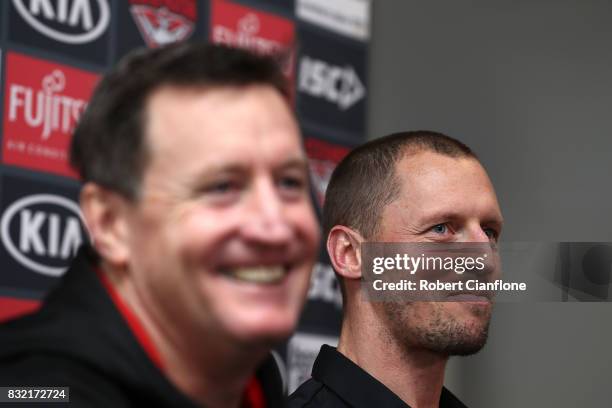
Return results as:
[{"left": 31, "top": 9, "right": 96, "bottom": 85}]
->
[
  {"left": 12, "top": 0, "right": 110, "bottom": 44},
  {"left": 0, "top": 194, "right": 86, "bottom": 277}
]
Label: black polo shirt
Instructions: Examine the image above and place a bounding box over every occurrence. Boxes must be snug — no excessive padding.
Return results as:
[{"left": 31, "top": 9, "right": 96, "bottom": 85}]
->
[{"left": 289, "top": 345, "right": 468, "bottom": 408}]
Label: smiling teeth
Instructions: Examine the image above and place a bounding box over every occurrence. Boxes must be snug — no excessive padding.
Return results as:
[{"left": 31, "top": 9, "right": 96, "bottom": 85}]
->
[{"left": 228, "top": 266, "right": 285, "bottom": 284}]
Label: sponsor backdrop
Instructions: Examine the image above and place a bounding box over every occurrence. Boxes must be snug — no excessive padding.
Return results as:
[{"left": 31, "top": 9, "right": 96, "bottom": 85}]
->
[{"left": 0, "top": 0, "right": 371, "bottom": 391}]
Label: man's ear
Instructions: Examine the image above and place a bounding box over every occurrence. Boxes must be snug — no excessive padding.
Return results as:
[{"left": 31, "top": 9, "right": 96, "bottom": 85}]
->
[
  {"left": 79, "top": 183, "right": 132, "bottom": 268},
  {"left": 327, "top": 225, "right": 364, "bottom": 282}
]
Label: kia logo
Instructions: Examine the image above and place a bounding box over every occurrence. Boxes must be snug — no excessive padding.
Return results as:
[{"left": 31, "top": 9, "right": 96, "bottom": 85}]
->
[
  {"left": 1, "top": 194, "right": 87, "bottom": 277},
  {"left": 12, "top": 0, "right": 110, "bottom": 44}
]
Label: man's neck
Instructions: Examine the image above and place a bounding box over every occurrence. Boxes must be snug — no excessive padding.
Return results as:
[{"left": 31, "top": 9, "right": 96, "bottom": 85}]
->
[
  {"left": 337, "top": 308, "right": 448, "bottom": 408},
  {"left": 103, "top": 263, "right": 267, "bottom": 408}
]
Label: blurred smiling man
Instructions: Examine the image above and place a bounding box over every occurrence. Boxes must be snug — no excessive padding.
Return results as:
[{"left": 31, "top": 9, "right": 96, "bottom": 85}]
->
[
  {"left": 290, "top": 131, "right": 503, "bottom": 408},
  {"left": 0, "top": 44, "right": 320, "bottom": 407}
]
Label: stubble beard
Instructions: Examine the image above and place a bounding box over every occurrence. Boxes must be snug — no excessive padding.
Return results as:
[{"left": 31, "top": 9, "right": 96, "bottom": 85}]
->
[{"left": 379, "top": 301, "right": 492, "bottom": 357}]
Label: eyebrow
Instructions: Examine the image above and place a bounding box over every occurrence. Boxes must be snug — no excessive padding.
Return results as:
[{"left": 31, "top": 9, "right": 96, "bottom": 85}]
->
[
  {"left": 195, "top": 157, "right": 309, "bottom": 179},
  {"left": 278, "top": 157, "right": 310, "bottom": 172},
  {"left": 418, "top": 211, "right": 462, "bottom": 226},
  {"left": 418, "top": 210, "right": 504, "bottom": 227}
]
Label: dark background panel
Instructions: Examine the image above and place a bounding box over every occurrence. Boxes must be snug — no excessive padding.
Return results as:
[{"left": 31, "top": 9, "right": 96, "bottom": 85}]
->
[
  {"left": 297, "top": 24, "right": 368, "bottom": 139},
  {"left": 8, "top": 0, "right": 112, "bottom": 67},
  {"left": 0, "top": 1, "right": 6, "bottom": 45},
  {"left": 230, "top": 0, "right": 295, "bottom": 18},
  {"left": 0, "top": 173, "right": 87, "bottom": 296}
]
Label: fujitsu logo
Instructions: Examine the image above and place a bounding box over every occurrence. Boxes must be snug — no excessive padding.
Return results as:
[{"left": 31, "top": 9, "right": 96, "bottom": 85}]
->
[
  {"left": 298, "top": 55, "right": 365, "bottom": 110},
  {"left": 0, "top": 194, "right": 85, "bottom": 277},
  {"left": 130, "top": 0, "right": 196, "bottom": 48},
  {"left": 213, "top": 13, "right": 284, "bottom": 55},
  {"left": 12, "top": 0, "right": 110, "bottom": 44},
  {"left": 8, "top": 70, "right": 88, "bottom": 140}
]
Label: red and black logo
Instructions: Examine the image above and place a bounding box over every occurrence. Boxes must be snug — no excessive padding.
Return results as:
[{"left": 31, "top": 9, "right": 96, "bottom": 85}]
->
[
  {"left": 129, "top": 0, "right": 197, "bottom": 48},
  {"left": 2, "top": 52, "right": 99, "bottom": 179},
  {"left": 304, "top": 137, "right": 350, "bottom": 208},
  {"left": 210, "top": 0, "right": 295, "bottom": 83},
  {"left": 115, "top": 0, "right": 205, "bottom": 61}
]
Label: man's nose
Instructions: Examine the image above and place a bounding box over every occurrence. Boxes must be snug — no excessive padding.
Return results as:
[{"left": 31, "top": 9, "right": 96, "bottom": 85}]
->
[
  {"left": 240, "top": 179, "right": 293, "bottom": 246},
  {"left": 464, "top": 224, "right": 491, "bottom": 243}
]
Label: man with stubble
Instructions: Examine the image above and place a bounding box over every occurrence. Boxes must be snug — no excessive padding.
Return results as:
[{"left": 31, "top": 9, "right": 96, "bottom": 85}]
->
[{"left": 290, "top": 131, "right": 504, "bottom": 408}]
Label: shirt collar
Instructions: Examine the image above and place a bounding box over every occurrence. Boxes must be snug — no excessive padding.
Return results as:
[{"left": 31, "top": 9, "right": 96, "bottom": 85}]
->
[
  {"left": 312, "top": 345, "right": 467, "bottom": 408},
  {"left": 312, "top": 345, "right": 410, "bottom": 407},
  {"left": 95, "top": 266, "right": 166, "bottom": 372}
]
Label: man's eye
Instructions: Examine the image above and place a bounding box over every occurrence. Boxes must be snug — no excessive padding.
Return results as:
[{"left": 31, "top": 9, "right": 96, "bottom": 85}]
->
[
  {"left": 431, "top": 224, "right": 448, "bottom": 234},
  {"left": 279, "top": 176, "right": 306, "bottom": 191},
  {"left": 204, "top": 181, "right": 238, "bottom": 194},
  {"left": 484, "top": 228, "right": 498, "bottom": 240}
]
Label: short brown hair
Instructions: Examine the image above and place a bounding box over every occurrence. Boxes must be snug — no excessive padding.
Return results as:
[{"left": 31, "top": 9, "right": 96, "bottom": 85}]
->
[
  {"left": 70, "top": 42, "right": 288, "bottom": 201},
  {"left": 323, "top": 131, "right": 476, "bottom": 240}
]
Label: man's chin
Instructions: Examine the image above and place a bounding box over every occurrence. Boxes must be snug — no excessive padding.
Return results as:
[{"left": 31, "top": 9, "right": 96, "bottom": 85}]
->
[
  {"left": 226, "top": 317, "right": 298, "bottom": 347},
  {"left": 422, "top": 316, "right": 491, "bottom": 356},
  {"left": 441, "top": 331, "right": 490, "bottom": 356},
  {"left": 381, "top": 301, "right": 492, "bottom": 357}
]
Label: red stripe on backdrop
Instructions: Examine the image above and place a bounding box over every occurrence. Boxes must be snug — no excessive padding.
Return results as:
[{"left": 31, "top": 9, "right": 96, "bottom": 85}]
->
[{"left": 0, "top": 297, "right": 41, "bottom": 322}]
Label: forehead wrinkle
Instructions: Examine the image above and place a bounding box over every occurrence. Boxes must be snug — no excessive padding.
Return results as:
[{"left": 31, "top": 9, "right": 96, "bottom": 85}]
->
[
  {"left": 385, "top": 151, "right": 501, "bottom": 224},
  {"left": 188, "top": 156, "right": 309, "bottom": 182},
  {"left": 143, "top": 85, "right": 301, "bottom": 171},
  {"left": 146, "top": 84, "right": 294, "bottom": 151}
]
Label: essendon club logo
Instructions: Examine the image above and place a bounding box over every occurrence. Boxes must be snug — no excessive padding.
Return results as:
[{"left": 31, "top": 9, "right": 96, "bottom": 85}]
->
[
  {"left": 304, "top": 138, "right": 350, "bottom": 207},
  {"left": 210, "top": 0, "right": 295, "bottom": 77},
  {"left": 2, "top": 52, "right": 99, "bottom": 178},
  {"left": 129, "top": 0, "right": 196, "bottom": 48}
]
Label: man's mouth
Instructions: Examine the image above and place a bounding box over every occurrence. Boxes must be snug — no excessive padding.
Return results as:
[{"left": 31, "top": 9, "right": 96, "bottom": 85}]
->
[
  {"left": 221, "top": 265, "right": 288, "bottom": 285},
  {"left": 446, "top": 291, "right": 493, "bottom": 303}
]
